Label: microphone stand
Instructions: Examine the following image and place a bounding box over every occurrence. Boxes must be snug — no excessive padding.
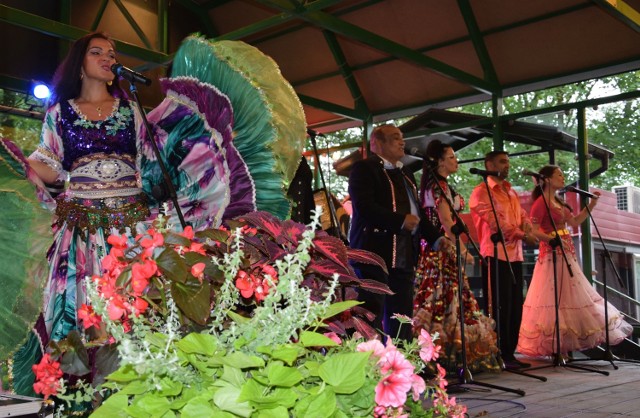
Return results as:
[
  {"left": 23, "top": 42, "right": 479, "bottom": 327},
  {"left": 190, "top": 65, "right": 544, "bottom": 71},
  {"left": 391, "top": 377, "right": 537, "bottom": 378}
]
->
[
  {"left": 126, "top": 80, "right": 187, "bottom": 229},
  {"left": 308, "top": 129, "right": 346, "bottom": 243},
  {"left": 478, "top": 174, "right": 546, "bottom": 383},
  {"left": 569, "top": 202, "right": 640, "bottom": 367},
  {"left": 525, "top": 182, "right": 607, "bottom": 376},
  {"left": 426, "top": 167, "right": 527, "bottom": 396}
]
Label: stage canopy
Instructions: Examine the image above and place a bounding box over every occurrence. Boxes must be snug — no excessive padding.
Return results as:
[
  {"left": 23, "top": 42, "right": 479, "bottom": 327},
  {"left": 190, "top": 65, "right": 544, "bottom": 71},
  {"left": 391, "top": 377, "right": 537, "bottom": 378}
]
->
[{"left": 1, "top": 0, "right": 640, "bottom": 133}]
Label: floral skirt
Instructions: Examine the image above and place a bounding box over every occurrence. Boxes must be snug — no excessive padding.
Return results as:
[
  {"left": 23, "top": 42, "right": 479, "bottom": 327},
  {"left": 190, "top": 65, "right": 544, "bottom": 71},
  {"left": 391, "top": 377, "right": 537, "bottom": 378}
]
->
[
  {"left": 413, "top": 246, "right": 499, "bottom": 373},
  {"left": 517, "top": 251, "right": 633, "bottom": 358},
  {"left": 10, "top": 222, "right": 139, "bottom": 396}
]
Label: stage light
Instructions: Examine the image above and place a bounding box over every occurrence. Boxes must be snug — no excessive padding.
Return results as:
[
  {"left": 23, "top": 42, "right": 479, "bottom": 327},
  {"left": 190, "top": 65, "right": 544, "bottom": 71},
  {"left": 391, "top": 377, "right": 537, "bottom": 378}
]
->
[{"left": 32, "top": 83, "right": 51, "bottom": 99}]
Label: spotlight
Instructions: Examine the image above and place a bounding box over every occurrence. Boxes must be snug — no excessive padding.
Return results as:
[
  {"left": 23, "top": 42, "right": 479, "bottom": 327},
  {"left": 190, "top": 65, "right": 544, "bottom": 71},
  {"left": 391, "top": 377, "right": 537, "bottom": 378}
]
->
[{"left": 32, "top": 83, "right": 51, "bottom": 100}]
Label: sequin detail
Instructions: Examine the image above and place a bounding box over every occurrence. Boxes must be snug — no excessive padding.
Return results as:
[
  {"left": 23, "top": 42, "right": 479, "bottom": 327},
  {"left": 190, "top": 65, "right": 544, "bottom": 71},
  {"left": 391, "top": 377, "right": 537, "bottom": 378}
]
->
[{"left": 55, "top": 193, "right": 149, "bottom": 233}]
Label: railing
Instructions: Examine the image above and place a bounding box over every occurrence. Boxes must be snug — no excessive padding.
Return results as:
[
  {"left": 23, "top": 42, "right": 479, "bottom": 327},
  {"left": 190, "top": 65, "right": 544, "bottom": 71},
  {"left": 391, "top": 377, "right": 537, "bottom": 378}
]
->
[{"left": 593, "top": 278, "right": 640, "bottom": 328}]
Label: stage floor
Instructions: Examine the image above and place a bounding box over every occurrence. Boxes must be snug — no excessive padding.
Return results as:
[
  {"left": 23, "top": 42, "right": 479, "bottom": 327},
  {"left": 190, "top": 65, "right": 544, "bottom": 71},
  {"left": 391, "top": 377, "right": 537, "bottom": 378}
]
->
[{"left": 451, "top": 355, "right": 640, "bottom": 417}]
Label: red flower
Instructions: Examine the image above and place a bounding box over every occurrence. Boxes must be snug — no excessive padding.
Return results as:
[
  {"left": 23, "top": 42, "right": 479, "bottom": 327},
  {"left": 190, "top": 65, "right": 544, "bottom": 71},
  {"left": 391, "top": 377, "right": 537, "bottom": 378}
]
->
[
  {"left": 235, "top": 270, "right": 256, "bottom": 299},
  {"left": 32, "top": 354, "right": 63, "bottom": 399},
  {"left": 131, "top": 297, "right": 149, "bottom": 316},
  {"left": 107, "top": 294, "right": 128, "bottom": 321},
  {"left": 191, "top": 262, "right": 206, "bottom": 283},
  {"left": 180, "top": 225, "right": 195, "bottom": 240},
  {"left": 140, "top": 230, "right": 164, "bottom": 257},
  {"left": 78, "top": 304, "right": 102, "bottom": 329}
]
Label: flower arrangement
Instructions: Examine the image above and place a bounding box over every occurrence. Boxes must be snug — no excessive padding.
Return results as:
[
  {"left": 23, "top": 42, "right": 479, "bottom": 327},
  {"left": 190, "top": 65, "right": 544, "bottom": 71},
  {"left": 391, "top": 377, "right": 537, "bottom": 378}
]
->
[{"left": 31, "top": 210, "right": 466, "bottom": 417}]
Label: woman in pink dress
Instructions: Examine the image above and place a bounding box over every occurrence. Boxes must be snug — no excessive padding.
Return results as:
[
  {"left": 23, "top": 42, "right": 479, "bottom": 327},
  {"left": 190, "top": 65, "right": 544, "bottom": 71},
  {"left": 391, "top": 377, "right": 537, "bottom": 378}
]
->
[{"left": 517, "top": 165, "right": 632, "bottom": 358}]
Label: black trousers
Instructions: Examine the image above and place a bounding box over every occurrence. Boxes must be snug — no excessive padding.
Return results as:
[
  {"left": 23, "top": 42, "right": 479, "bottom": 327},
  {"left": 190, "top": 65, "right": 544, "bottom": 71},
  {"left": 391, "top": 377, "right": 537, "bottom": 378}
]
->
[
  {"left": 483, "top": 258, "right": 523, "bottom": 359},
  {"left": 354, "top": 264, "right": 415, "bottom": 342}
]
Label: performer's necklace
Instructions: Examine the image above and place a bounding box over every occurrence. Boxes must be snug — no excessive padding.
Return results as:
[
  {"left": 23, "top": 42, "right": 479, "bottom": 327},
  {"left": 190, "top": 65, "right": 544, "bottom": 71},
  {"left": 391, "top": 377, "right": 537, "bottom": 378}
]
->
[{"left": 96, "top": 106, "right": 102, "bottom": 117}]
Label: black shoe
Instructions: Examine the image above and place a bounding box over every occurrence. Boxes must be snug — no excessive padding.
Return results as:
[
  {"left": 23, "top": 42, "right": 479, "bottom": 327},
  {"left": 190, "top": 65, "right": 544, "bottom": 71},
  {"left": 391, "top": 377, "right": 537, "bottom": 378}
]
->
[{"left": 504, "top": 358, "right": 531, "bottom": 369}]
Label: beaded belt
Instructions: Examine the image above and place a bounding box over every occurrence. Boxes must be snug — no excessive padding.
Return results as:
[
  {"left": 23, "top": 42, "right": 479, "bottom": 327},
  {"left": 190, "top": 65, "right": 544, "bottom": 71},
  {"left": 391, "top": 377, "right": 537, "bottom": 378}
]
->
[
  {"left": 55, "top": 193, "right": 149, "bottom": 233},
  {"left": 550, "top": 229, "right": 570, "bottom": 237}
]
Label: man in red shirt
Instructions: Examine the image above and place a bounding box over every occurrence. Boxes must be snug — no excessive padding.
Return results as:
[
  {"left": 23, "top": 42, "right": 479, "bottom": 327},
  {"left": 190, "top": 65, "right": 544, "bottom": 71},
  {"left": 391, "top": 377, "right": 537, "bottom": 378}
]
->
[{"left": 469, "top": 151, "right": 536, "bottom": 369}]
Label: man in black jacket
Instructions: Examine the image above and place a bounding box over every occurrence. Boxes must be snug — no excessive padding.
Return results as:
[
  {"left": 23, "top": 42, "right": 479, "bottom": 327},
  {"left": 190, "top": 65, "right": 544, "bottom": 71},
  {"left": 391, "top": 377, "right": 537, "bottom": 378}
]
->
[{"left": 349, "top": 124, "right": 446, "bottom": 341}]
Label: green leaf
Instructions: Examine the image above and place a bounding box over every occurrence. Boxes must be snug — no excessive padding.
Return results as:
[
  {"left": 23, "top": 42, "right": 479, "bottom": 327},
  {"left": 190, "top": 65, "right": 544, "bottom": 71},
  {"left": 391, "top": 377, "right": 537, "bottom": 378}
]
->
[
  {"left": 133, "top": 393, "right": 172, "bottom": 416},
  {"left": 156, "top": 246, "right": 188, "bottom": 283},
  {"left": 237, "top": 379, "right": 298, "bottom": 409},
  {"left": 145, "top": 332, "right": 169, "bottom": 348},
  {"left": 107, "top": 364, "right": 143, "bottom": 382},
  {"left": 318, "top": 352, "right": 369, "bottom": 394},
  {"left": 171, "top": 280, "right": 211, "bottom": 325},
  {"left": 305, "top": 387, "right": 337, "bottom": 418},
  {"left": 213, "top": 384, "right": 253, "bottom": 417},
  {"left": 90, "top": 392, "right": 129, "bottom": 417},
  {"left": 175, "top": 332, "right": 218, "bottom": 356},
  {"left": 227, "top": 310, "right": 251, "bottom": 324},
  {"left": 257, "top": 406, "right": 289, "bottom": 418},
  {"left": 157, "top": 377, "right": 183, "bottom": 397},
  {"left": 266, "top": 362, "right": 303, "bottom": 387},
  {"left": 119, "top": 380, "right": 150, "bottom": 395},
  {"left": 320, "top": 300, "right": 361, "bottom": 320},
  {"left": 221, "top": 364, "right": 247, "bottom": 387},
  {"left": 300, "top": 331, "right": 338, "bottom": 347},
  {"left": 181, "top": 395, "right": 216, "bottom": 418},
  {"left": 220, "top": 352, "right": 265, "bottom": 369},
  {"left": 267, "top": 345, "right": 303, "bottom": 366}
]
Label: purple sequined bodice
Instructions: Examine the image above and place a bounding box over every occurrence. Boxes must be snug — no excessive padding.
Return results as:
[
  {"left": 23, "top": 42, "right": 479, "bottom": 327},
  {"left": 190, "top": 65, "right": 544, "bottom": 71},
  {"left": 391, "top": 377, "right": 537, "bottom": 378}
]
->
[{"left": 59, "top": 99, "right": 137, "bottom": 171}]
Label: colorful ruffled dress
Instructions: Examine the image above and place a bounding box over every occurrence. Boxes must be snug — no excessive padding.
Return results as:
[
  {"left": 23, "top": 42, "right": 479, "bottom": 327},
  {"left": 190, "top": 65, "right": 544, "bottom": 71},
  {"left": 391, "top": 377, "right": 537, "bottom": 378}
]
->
[
  {"left": 517, "top": 196, "right": 633, "bottom": 357},
  {"left": 413, "top": 175, "right": 499, "bottom": 372},
  {"left": 3, "top": 35, "right": 307, "bottom": 395}
]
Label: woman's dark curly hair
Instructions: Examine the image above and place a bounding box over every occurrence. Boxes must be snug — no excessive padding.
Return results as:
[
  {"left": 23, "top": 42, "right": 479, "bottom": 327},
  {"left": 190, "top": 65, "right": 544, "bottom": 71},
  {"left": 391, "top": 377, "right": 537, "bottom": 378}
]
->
[{"left": 50, "top": 32, "right": 126, "bottom": 105}]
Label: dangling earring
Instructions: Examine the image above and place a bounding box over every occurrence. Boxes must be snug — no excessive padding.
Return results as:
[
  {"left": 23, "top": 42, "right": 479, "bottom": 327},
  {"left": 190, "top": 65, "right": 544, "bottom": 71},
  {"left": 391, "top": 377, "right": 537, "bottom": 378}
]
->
[
  {"left": 80, "top": 72, "right": 84, "bottom": 80},
  {"left": 107, "top": 80, "right": 113, "bottom": 86}
]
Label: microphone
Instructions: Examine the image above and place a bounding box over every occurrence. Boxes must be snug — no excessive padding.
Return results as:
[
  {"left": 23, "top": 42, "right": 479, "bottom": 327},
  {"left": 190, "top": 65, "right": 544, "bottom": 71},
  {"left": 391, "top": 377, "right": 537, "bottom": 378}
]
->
[
  {"left": 111, "top": 63, "right": 152, "bottom": 86},
  {"left": 408, "top": 147, "right": 424, "bottom": 158},
  {"left": 521, "top": 169, "right": 545, "bottom": 180},
  {"left": 560, "top": 185, "right": 599, "bottom": 199},
  {"left": 306, "top": 128, "right": 325, "bottom": 137},
  {"left": 469, "top": 167, "right": 501, "bottom": 177}
]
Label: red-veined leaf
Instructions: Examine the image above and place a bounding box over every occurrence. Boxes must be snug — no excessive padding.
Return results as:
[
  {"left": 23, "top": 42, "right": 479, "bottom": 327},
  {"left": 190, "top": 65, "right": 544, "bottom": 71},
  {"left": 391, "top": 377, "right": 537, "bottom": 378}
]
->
[
  {"left": 307, "top": 259, "right": 351, "bottom": 280},
  {"left": 346, "top": 248, "right": 388, "bottom": 274},
  {"left": 358, "top": 279, "right": 393, "bottom": 295},
  {"left": 313, "top": 235, "right": 349, "bottom": 269},
  {"left": 352, "top": 316, "right": 378, "bottom": 340},
  {"left": 236, "top": 211, "right": 282, "bottom": 240}
]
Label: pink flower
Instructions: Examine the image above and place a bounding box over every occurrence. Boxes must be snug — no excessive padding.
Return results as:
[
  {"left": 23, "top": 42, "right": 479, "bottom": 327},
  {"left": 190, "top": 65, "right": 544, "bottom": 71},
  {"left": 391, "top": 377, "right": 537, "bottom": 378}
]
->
[
  {"left": 324, "top": 332, "right": 342, "bottom": 345},
  {"left": 435, "top": 363, "right": 448, "bottom": 390},
  {"left": 374, "top": 371, "right": 413, "bottom": 407},
  {"left": 77, "top": 304, "right": 102, "bottom": 329},
  {"left": 410, "top": 374, "right": 426, "bottom": 401},
  {"left": 418, "top": 329, "right": 440, "bottom": 363},
  {"left": 357, "top": 339, "right": 386, "bottom": 358},
  {"left": 32, "top": 354, "right": 63, "bottom": 399},
  {"left": 378, "top": 349, "right": 414, "bottom": 378}
]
